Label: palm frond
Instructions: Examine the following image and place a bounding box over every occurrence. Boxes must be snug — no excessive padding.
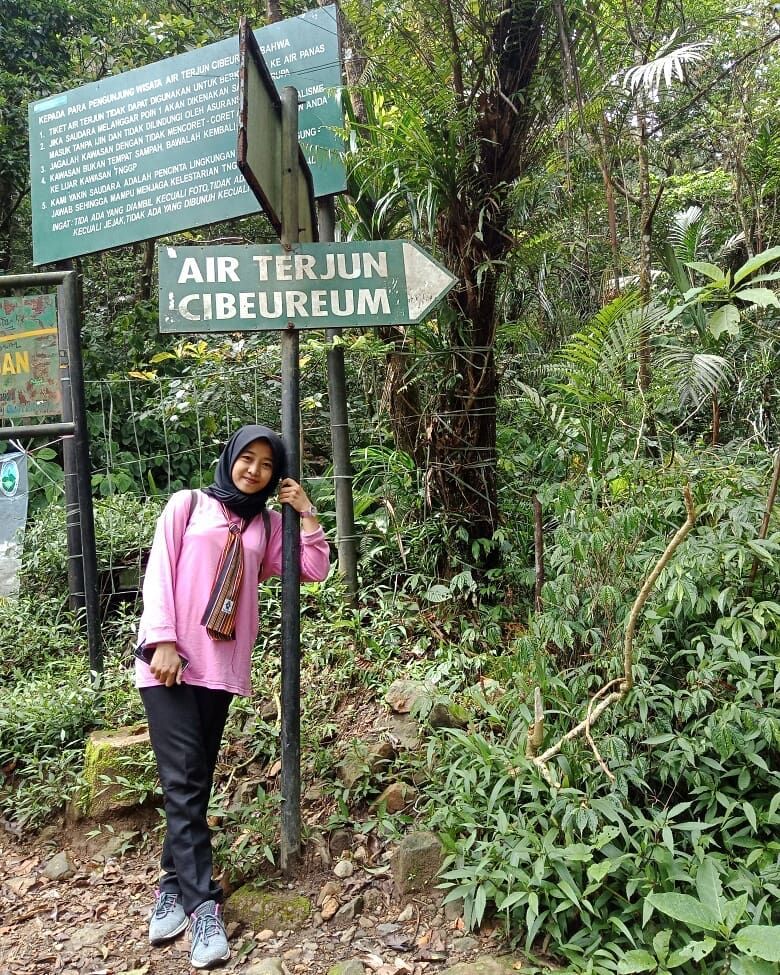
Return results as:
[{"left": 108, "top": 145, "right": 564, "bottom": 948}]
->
[
  {"left": 655, "top": 342, "right": 732, "bottom": 408},
  {"left": 554, "top": 291, "right": 642, "bottom": 386},
  {"left": 624, "top": 34, "right": 711, "bottom": 97},
  {"left": 667, "top": 206, "right": 711, "bottom": 265}
]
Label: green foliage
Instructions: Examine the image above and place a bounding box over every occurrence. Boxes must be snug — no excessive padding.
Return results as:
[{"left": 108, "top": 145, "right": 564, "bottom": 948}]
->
[
  {"left": 0, "top": 658, "right": 99, "bottom": 827},
  {"left": 422, "top": 452, "right": 780, "bottom": 972},
  {"left": 20, "top": 494, "right": 163, "bottom": 592},
  {"left": 0, "top": 595, "right": 81, "bottom": 680}
]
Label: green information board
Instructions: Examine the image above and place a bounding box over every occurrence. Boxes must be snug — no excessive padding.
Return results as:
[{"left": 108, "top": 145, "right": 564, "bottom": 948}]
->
[
  {"left": 29, "top": 6, "right": 343, "bottom": 265},
  {"left": 159, "top": 243, "right": 457, "bottom": 332},
  {"left": 0, "top": 295, "right": 61, "bottom": 420}
]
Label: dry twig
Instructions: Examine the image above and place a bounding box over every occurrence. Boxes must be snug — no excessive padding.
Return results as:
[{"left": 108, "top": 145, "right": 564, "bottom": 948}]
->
[{"left": 529, "top": 485, "right": 697, "bottom": 786}]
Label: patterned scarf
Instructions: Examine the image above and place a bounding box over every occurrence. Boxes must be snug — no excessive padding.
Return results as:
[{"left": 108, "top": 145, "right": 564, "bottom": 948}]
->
[
  {"left": 201, "top": 504, "right": 247, "bottom": 641},
  {"left": 200, "top": 425, "right": 285, "bottom": 641}
]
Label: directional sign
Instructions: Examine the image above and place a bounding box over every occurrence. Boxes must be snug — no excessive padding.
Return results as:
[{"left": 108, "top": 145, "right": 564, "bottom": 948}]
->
[
  {"left": 159, "top": 242, "right": 457, "bottom": 332},
  {"left": 29, "top": 5, "right": 343, "bottom": 265},
  {"left": 238, "top": 17, "right": 317, "bottom": 243}
]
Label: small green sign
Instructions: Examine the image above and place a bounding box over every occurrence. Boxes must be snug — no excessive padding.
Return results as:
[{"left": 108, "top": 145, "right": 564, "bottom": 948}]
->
[
  {"left": 29, "top": 6, "right": 344, "bottom": 265},
  {"left": 159, "top": 242, "right": 457, "bottom": 332},
  {"left": 0, "top": 459, "right": 19, "bottom": 497},
  {"left": 0, "top": 295, "right": 61, "bottom": 420},
  {"left": 0, "top": 450, "right": 28, "bottom": 597}
]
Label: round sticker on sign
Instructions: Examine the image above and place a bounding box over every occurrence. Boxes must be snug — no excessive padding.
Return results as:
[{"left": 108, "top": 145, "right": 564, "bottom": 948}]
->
[{"left": 0, "top": 459, "right": 20, "bottom": 498}]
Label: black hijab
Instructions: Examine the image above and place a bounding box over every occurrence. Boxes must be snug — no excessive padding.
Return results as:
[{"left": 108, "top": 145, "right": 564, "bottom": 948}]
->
[{"left": 204, "top": 424, "right": 286, "bottom": 520}]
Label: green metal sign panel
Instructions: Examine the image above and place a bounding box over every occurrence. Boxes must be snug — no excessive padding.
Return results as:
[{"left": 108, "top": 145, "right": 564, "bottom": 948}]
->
[
  {"left": 237, "top": 18, "right": 317, "bottom": 243},
  {"left": 29, "top": 5, "right": 343, "bottom": 265},
  {"left": 159, "top": 243, "right": 457, "bottom": 332},
  {"left": 0, "top": 295, "right": 61, "bottom": 420}
]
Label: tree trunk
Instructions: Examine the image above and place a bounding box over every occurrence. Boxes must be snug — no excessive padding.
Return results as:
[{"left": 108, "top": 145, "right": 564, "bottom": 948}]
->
[
  {"left": 379, "top": 326, "right": 426, "bottom": 467},
  {"left": 711, "top": 395, "right": 720, "bottom": 447},
  {"left": 427, "top": 345, "right": 499, "bottom": 561},
  {"left": 636, "top": 99, "right": 652, "bottom": 393}
]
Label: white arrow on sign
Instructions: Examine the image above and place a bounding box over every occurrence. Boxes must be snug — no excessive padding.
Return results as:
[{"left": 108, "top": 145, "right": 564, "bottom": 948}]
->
[{"left": 403, "top": 242, "right": 458, "bottom": 322}]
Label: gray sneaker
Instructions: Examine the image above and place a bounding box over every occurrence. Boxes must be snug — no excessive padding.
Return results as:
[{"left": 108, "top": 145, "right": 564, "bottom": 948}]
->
[
  {"left": 148, "top": 889, "right": 187, "bottom": 945},
  {"left": 189, "top": 900, "right": 230, "bottom": 969}
]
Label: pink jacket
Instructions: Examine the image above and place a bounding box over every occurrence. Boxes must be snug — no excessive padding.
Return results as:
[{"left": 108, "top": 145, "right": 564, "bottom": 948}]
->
[{"left": 136, "top": 489, "right": 330, "bottom": 696}]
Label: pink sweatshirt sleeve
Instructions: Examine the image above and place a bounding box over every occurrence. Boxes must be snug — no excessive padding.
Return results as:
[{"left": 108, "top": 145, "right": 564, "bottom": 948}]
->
[
  {"left": 259, "top": 512, "right": 330, "bottom": 583},
  {"left": 139, "top": 491, "right": 193, "bottom": 647}
]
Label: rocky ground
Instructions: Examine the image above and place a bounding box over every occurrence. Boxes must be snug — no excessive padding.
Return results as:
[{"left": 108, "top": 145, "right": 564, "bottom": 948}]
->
[{"left": 0, "top": 814, "right": 529, "bottom": 975}]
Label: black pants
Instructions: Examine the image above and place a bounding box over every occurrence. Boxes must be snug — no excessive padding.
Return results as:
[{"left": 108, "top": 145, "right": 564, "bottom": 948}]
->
[{"left": 140, "top": 683, "right": 232, "bottom": 915}]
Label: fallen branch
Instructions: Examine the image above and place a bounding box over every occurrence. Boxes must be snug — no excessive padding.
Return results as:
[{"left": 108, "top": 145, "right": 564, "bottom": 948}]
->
[{"left": 530, "top": 485, "right": 697, "bottom": 786}]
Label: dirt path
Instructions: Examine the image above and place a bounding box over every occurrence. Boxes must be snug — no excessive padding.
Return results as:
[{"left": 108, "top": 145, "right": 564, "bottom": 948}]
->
[{"left": 0, "top": 821, "right": 500, "bottom": 975}]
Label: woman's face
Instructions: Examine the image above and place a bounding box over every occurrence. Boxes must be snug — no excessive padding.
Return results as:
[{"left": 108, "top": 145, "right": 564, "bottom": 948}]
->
[{"left": 231, "top": 439, "right": 275, "bottom": 494}]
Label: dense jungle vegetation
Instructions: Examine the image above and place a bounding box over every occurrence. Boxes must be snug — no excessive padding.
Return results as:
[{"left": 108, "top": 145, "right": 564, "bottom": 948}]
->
[{"left": 1, "top": 1, "right": 779, "bottom": 972}]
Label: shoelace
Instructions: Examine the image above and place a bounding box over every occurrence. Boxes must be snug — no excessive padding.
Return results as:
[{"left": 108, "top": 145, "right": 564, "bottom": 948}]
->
[
  {"left": 192, "top": 910, "right": 222, "bottom": 947},
  {"left": 154, "top": 892, "right": 178, "bottom": 918}
]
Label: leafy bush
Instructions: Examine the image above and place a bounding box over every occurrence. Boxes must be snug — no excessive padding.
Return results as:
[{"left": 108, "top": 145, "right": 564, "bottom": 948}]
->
[
  {"left": 422, "top": 452, "right": 780, "bottom": 972},
  {"left": 0, "top": 595, "right": 82, "bottom": 679},
  {"left": 0, "top": 658, "right": 99, "bottom": 827},
  {"left": 20, "top": 493, "right": 164, "bottom": 593}
]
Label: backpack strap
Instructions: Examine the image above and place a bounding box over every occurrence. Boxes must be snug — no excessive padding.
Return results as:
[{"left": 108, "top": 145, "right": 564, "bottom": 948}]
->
[
  {"left": 187, "top": 489, "right": 198, "bottom": 527},
  {"left": 259, "top": 508, "right": 271, "bottom": 576}
]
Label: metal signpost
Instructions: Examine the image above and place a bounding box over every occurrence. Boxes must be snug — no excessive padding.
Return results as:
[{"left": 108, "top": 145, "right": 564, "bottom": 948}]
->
[
  {"left": 161, "top": 31, "right": 456, "bottom": 868},
  {"left": 235, "top": 18, "right": 314, "bottom": 870},
  {"left": 28, "top": 5, "right": 343, "bottom": 265}
]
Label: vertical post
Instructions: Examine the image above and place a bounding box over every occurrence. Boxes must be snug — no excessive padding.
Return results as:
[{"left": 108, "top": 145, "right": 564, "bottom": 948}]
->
[
  {"left": 60, "top": 271, "right": 103, "bottom": 677},
  {"left": 317, "top": 196, "right": 359, "bottom": 605},
  {"left": 57, "top": 265, "right": 84, "bottom": 612},
  {"left": 280, "top": 85, "right": 301, "bottom": 873}
]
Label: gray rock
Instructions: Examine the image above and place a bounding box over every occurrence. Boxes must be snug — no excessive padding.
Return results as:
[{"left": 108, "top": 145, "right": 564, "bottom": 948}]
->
[
  {"left": 428, "top": 701, "right": 469, "bottom": 729},
  {"left": 391, "top": 831, "right": 444, "bottom": 895},
  {"left": 337, "top": 743, "right": 371, "bottom": 789},
  {"left": 372, "top": 781, "right": 417, "bottom": 812},
  {"left": 335, "top": 895, "right": 364, "bottom": 922},
  {"left": 441, "top": 958, "right": 522, "bottom": 975},
  {"left": 329, "top": 828, "right": 352, "bottom": 857},
  {"left": 246, "top": 960, "right": 285, "bottom": 975},
  {"left": 444, "top": 896, "right": 464, "bottom": 920},
  {"left": 385, "top": 678, "right": 432, "bottom": 713},
  {"left": 87, "top": 829, "right": 138, "bottom": 861},
  {"left": 224, "top": 886, "right": 311, "bottom": 931},
  {"left": 327, "top": 961, "right": 366, "bottom": 975},
  {"left": 334, "top": 858, "right": 354, "bottom": 878},
  {"left": 453, "top": 936, "right": 480, "bottom": 954},
  {"left": 42, "top": 850, "right": 77, "bottom": 881},
  {"left": 67, "top": 922, "right": 112, "bottom": 950},
  {"left": 375, "top": 713, "right": 420, "bottom": 751}
]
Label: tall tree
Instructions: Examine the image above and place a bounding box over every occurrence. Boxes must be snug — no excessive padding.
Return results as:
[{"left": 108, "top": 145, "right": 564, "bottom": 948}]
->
[
  {"left": 0, "top": 1, "right": 109, "bottom": 270},
  {"left": 344, "top": 0, "right": 562, "bottom": 568}
]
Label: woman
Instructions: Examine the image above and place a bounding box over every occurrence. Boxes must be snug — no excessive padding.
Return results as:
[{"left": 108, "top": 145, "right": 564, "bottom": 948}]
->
[{"left": 135, "top": 425, "right": 329, "bottom": 969}]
